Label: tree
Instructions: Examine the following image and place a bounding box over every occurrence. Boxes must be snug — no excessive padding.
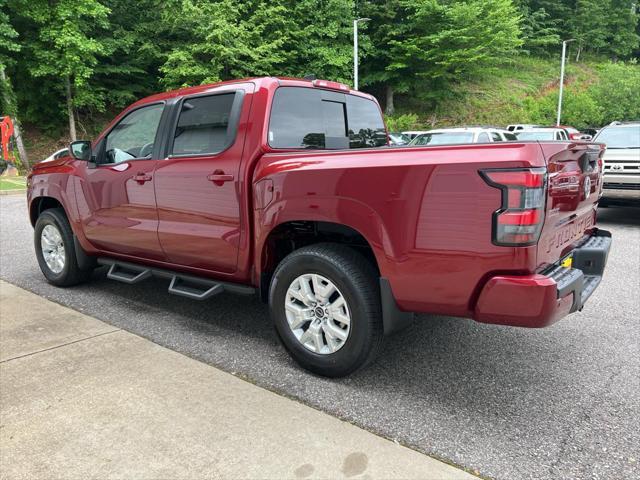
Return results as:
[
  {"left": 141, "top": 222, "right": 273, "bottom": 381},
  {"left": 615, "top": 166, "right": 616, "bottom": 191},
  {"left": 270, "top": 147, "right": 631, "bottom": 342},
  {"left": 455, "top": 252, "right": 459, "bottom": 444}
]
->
[
  {"left": 359, "top": 0, "right": 406, "bottom": 114},
  {"left": 362, "top": 0, "right": 523, "bottom": 113},
  {"left": 281, "top": 0, "right": 354, "bottom": 84},
  {"left": 11, "top": 0, "right": 110, "bottom": 141},
  {"left": 515, "top": 2, "right": 561, "bottom": 55},
  {"left": 572, "top": 0, "right": 609, "bottom": 60},
  {"left": 159, "top": 0, "right": 354, "bottom": 89},
  {"left": 605, "top": 0, "right": 640, "bottom": 59},
  {"left": 0, "top": 3, "right": 29, "bottom": 167}
]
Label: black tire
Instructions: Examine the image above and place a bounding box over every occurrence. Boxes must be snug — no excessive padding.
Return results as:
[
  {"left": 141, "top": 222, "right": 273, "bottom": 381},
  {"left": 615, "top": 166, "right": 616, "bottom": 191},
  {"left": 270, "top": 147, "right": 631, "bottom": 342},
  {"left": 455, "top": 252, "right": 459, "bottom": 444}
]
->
[
  {"left": 269, "top": 243, "right": 383, "bottom": 377},
  {"left": 34, "top": 208, "right": 93, "bottom": 287}
]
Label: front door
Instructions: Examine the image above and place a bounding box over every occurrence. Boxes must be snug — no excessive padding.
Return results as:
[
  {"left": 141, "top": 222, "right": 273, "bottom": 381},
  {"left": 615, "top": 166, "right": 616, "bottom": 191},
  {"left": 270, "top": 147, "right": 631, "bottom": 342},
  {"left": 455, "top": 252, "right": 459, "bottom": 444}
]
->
[
  {"left": 154, "top": 84, "right": 253, "bottom": 273},
  {"left": 77, "top": 102, "right": 166, "bottom": 260}
]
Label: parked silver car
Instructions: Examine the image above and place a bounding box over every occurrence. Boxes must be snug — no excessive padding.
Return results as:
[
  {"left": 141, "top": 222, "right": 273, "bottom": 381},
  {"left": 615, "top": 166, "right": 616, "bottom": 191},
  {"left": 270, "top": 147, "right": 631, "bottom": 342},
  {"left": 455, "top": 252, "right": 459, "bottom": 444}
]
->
[{"left": 514, "top": 128, "right": 569, "bottom": 141}]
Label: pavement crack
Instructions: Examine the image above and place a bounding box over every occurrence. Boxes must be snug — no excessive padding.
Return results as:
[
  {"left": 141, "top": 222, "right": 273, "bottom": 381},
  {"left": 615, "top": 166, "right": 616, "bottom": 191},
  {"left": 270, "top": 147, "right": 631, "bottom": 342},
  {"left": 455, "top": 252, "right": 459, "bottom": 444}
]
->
[{"left": 0, "top": 328, "right": 121, "bottom": 364}]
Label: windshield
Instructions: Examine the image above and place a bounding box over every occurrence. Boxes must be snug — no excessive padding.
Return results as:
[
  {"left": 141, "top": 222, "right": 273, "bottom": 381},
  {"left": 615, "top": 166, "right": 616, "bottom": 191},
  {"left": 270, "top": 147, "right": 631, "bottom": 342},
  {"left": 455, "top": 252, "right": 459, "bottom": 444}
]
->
[
  {"left": 389, "top": 133, "right": 409, "bottom": 144},
  {"left": 594, "top": 126, "right": 640, "bottom": 148},
  {"left": 515, "top": 131, "right": 556, "bottom": 141},
  {"left": 411, "top": 132, "right": 474, "bottom": 145}
]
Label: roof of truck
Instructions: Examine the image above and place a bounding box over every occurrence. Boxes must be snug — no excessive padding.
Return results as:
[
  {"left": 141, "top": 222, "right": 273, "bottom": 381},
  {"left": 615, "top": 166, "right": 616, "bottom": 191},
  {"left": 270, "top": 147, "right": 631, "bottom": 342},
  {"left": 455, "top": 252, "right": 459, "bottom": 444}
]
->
[{"left": 131, "top": 77, "right": 374, "bottom": 108}]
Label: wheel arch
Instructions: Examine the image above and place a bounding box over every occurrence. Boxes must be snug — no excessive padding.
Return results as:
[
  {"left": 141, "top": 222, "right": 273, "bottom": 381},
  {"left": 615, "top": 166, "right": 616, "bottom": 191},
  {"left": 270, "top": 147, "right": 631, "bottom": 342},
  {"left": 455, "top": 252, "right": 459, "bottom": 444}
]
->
[
  {"left": 260, "top": 221, "right": 414, "bottom": 337},
  {"left": 258, "top": 220, "right": 381, "bottom": 300},
  {"left": 29, "top": 196, "right": 65, "bottom": 226}
]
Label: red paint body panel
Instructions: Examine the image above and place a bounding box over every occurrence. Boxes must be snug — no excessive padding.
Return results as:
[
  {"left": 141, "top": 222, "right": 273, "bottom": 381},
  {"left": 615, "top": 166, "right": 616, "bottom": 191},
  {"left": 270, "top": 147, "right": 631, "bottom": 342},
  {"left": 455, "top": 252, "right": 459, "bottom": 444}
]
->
[
  {"left": 154, "top": 82, "right": 256, "bottom": 273},
  {"left": 27, "top": 77, "right": 609, "bottom": 328},
  {"left": 253, "top": 143, "right": 550, "bottom": 318},
  {"left": 75, "top": 159, "right": 164, "bottom": 260},
  {"left": 474, "top": 274, "right": 573, "bottom": 327}
]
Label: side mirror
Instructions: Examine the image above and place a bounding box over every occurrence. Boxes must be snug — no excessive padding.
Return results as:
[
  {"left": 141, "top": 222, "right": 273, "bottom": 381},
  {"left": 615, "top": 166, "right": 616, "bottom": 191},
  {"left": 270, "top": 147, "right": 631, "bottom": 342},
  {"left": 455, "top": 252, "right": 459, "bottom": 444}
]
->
[{"left": 70, "top": 140, "right": 92, "bottom": 161}]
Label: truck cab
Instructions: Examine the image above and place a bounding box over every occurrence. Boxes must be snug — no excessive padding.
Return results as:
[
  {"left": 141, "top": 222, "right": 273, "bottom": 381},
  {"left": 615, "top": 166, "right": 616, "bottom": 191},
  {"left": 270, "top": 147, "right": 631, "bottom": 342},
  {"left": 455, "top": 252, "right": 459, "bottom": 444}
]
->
[{"left": 28, "top": 77, "right": 612, "bottom": 377}]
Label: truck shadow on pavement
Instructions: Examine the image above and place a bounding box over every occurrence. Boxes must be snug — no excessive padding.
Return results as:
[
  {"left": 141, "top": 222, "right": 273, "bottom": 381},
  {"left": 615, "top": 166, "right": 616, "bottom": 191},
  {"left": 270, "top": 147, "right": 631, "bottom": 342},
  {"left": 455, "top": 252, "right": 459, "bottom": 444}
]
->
[{"left": 86, "top": 265, "right": 583, "bottom": 416}]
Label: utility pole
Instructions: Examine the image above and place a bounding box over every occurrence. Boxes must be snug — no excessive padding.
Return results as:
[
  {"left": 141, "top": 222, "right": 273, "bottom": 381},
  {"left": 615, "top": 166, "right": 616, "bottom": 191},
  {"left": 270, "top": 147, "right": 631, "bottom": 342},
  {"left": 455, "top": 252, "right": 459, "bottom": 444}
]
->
[
  {"left": 353, "top": 18, "right": 370, "bottom": 90},
  {"left": 557, "top": 39, "right": 575, "bottom": 126}
]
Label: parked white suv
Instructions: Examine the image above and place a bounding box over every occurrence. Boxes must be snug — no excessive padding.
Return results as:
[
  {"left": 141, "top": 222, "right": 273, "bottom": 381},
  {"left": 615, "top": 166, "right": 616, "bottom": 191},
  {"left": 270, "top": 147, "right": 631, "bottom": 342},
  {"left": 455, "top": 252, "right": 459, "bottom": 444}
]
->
[
  {"left": 506, "top": 124, "right": 541, "bottom": 132},
  {"left": 514, "top": 128, "right": 569, "bottom": 141},
  {"left": 593, "top": 121, "right": 640, "bottom": 203},
  {"left": 409, "top": 127, "right": 517, "bottom": 145}
]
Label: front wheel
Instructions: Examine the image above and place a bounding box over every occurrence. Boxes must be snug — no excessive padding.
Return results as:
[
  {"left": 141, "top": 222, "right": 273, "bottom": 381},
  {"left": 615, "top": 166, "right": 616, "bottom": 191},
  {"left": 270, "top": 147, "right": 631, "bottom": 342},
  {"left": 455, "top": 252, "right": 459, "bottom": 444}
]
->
[
  {"left": 269, "top": 243, "right": 383, "bottom": 377},
  {"left": 34, "top": 208, "right": 93, "bottom": 287}
]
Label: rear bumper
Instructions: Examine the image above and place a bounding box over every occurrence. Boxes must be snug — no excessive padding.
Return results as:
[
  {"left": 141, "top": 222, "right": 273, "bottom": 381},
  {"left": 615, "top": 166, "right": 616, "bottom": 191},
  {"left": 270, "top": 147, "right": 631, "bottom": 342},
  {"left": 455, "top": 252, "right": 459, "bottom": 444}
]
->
[
  {"left": 473, "top": 228, "right": 612, "bottom": 328},
  {"left": 601, "top": 183, "right": 640, "bottom": 201}
]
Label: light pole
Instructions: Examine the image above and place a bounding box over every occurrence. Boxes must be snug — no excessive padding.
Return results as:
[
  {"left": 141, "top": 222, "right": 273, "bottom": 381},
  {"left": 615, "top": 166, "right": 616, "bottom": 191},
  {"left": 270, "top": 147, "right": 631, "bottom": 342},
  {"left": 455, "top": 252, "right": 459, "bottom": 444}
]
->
[
  {"left": 353, "top": 17, "right": 370, "bottom": 90},
  {"left": 557, "top": 39, "right": 575, "bottom": 126}
]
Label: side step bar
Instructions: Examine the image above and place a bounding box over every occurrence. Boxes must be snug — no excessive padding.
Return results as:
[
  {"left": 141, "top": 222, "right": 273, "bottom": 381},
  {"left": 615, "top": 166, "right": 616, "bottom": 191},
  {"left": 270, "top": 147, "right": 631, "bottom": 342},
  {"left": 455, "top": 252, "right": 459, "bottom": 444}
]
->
[{"left": 98, "top": 258, "right": 255, "bottom": 301}]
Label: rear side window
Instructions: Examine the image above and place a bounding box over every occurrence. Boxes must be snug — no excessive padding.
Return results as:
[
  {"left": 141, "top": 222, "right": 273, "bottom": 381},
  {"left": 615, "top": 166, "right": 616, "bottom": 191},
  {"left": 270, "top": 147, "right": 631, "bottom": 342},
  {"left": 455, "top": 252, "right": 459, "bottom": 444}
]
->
[
  {"left": 346, "top": 94, "right": 387, "bottom": 148},
  {"left": 172, "top": 93, "right": 236, "bottom": 156},
  {"left": 269, "top": 87, "right": 386, "bottom": 149},
  {"left": 477, "top": 132, "right": 490, "bottom": 143},
  {"left": 490, "top": 132, "right": 502, "bottom": 142}
]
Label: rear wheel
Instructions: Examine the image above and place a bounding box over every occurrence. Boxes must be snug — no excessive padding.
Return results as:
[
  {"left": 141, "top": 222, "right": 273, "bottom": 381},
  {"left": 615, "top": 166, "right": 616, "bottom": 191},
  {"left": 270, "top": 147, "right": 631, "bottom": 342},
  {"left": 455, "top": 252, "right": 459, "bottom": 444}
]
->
[
  {"left": 34, "top": 208, "right": 93, "bottom": 287},
  {"left": 269, "top": 243, "right": 383, "bottom": 377}
]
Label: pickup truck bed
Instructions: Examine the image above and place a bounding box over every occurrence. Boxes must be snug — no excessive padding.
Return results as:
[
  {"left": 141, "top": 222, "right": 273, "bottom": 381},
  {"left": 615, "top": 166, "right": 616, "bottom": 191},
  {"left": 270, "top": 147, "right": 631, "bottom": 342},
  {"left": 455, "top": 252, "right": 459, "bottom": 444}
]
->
[{"left": 27, "top": 76, "right": 612, "bottom": 376}]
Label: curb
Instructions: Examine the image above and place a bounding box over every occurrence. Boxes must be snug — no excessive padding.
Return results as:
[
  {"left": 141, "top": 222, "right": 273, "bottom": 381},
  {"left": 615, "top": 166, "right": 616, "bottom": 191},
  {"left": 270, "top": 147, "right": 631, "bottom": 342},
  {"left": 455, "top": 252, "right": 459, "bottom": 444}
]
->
[{"left": 0, "top": 189, "right": 26, "bottom": 196}]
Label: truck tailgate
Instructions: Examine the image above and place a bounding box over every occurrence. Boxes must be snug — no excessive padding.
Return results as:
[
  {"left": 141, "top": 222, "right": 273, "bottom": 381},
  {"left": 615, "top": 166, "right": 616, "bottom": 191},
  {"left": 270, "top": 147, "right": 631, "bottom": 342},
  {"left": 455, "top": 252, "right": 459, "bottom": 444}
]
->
[{"left": 537, "top": 142, "right": 605, "bottom": 270}]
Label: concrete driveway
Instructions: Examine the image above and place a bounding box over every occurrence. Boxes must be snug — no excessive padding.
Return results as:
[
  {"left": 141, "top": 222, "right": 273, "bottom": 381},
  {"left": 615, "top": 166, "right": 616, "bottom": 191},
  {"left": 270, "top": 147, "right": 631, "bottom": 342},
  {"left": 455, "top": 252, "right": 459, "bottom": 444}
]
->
[{"left": 1, "top": 281, "right": 474, "bottom": 479}]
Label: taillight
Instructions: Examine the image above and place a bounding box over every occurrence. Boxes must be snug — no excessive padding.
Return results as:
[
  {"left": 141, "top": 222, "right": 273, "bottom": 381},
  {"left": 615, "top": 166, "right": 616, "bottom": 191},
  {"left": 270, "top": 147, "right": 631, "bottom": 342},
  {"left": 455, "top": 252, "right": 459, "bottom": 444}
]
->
[{"left": 480, "top": 167, "right": 547, "bottom": 246}]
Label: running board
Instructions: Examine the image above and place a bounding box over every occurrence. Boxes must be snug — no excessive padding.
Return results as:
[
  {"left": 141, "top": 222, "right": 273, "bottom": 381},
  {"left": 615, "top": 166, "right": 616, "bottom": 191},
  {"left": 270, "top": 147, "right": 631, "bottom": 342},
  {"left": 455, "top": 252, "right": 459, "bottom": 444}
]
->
[
  {"left": 98, "top": 258, "right": 255, "bottom": 300},
  {"left": 107, "top": 263, "right": 152, "bottom": 284}
]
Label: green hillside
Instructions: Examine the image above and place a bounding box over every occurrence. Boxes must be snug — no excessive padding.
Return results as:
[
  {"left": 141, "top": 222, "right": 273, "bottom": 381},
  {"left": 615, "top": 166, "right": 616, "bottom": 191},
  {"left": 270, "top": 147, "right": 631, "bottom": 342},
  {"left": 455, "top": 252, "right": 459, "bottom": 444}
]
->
[{"left": 386, "top": 57, "right": 640, "bottom": 131}]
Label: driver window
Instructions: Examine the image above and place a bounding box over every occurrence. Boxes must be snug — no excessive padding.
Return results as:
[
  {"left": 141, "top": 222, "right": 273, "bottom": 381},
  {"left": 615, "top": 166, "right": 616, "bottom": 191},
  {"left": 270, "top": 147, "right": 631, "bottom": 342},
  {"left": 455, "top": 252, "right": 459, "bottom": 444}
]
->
[{"left": 103, "top": 103, "right": 164, "bottom": 164}]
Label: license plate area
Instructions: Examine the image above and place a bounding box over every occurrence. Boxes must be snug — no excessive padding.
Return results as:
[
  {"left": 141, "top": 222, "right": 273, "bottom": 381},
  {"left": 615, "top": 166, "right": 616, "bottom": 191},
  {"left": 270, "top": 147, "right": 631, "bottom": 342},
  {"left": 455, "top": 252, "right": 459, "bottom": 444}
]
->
[{"left": 560, "top": 254, "right": 573, "bottom": 268}]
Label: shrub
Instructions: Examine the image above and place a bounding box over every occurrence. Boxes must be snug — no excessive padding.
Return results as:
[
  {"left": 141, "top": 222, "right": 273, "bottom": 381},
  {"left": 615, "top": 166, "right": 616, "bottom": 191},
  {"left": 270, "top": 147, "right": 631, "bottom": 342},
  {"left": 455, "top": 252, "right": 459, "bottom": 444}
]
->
[{"left": 385, "top": 113, "right": 420, "bottom": 132}]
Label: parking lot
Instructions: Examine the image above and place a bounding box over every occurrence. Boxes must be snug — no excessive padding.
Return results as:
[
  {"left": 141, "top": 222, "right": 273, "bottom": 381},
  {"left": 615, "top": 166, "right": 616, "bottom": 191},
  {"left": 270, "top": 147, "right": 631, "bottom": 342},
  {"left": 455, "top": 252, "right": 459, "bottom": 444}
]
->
[{"left": 1, "top": 194, "right": 638, "bottom": 480}]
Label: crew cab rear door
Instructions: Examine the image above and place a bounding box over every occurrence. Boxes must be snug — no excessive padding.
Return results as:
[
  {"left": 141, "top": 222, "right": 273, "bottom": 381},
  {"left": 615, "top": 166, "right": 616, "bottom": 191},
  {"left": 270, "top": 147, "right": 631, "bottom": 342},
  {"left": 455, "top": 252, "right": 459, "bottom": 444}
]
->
[{"left": 153, "top": 83, "right": 254, "bottom": 274}]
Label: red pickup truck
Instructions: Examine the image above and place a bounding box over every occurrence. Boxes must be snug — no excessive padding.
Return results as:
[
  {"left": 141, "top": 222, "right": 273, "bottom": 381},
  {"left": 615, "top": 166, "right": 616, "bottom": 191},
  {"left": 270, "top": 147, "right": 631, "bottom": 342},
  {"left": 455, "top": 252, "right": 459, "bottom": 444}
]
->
[{"left": 28, "top": 77, "right": 611, "bottom": 376}]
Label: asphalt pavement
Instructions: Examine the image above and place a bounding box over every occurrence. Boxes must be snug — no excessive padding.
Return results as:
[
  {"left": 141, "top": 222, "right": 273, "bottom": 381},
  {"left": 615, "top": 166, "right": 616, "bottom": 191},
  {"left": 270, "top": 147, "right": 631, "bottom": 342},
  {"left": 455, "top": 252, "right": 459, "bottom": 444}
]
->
[{"left": 1, "top": 194, "right": 638, "bottom": 480}]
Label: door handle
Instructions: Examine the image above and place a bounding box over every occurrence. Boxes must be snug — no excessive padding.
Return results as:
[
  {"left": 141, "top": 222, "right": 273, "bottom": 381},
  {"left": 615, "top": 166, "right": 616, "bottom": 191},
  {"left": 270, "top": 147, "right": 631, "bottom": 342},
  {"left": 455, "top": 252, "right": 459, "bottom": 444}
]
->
[
  {"left": 207, "top": 171, "right": 234, "bottom": 186},
  {"left": 133, "top": 173, "right": 152, "bottom": 184}
]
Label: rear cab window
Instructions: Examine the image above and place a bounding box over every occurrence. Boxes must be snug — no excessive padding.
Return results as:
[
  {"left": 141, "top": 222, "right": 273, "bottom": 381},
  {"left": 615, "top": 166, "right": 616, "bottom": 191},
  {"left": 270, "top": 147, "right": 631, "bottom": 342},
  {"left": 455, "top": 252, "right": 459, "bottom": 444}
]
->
[{"left": 268, "top": 86, "right": 387, "bottom": 150}]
